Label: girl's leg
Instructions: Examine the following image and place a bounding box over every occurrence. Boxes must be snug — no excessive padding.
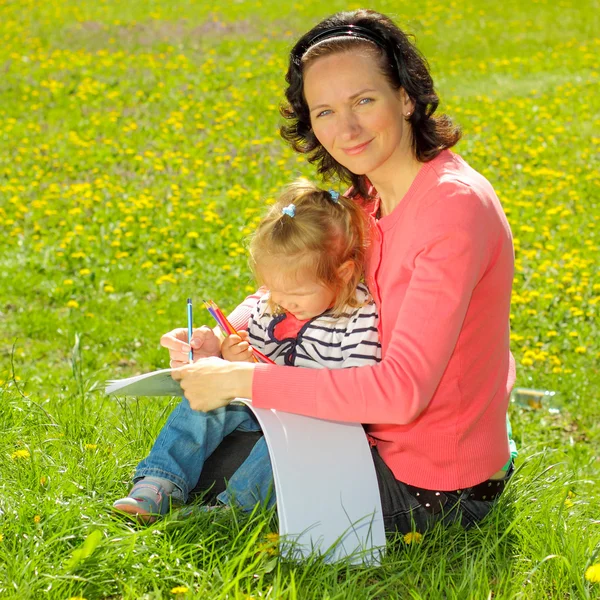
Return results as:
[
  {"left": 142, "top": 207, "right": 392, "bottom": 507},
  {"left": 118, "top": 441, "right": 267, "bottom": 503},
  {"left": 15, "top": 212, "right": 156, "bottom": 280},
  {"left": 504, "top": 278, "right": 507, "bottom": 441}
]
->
[
  {"left": 134, "top": 399, "right": 260, "bottom": 501},
  {"left": 114, "top": 400, "right": 260, "bottom": 519},
  {"left": 216, "top": 436, "right": 276, "bottom": 511}
]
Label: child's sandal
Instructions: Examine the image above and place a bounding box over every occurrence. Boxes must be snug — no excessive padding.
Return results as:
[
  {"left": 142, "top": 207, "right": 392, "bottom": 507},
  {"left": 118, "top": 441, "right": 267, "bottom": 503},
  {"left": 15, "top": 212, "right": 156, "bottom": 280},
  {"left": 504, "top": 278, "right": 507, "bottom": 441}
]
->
[{"left": 112, "top": 481, "right": 171, "bottom": 523}]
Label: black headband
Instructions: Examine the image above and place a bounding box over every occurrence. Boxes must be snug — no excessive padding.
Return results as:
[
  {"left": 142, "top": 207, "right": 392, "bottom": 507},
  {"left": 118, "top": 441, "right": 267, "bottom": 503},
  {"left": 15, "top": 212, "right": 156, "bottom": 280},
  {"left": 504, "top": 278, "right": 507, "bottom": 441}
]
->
[{"left": 292, "top": 24, "right": 390, "bottom": 66}]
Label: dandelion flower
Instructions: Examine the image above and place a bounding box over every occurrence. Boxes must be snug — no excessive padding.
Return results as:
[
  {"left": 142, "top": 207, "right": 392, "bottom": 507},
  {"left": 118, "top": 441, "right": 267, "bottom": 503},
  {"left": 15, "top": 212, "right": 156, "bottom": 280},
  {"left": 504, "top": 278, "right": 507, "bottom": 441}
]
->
[
  {"left": 585, "top": 564, "right": 600, "bottom": 583},
  {"left": 403, "top": 531, "right": 423, "bottom": 544},
  {"left": 67, "top": 300, "right": 80, "bottom": 309},
  {"left": 33, "top": 515, "right": 41, "bottom": 524},
  {"left": 0, "top": 533, "right": 4, "bottom": 542},
  {"left": 84, "top": 443, "right": 97, "bottom": 450},
  {"left": 11, "top": 449, "right": 30, "bottom": 460},
  {"left": 104, "top": 285, "right": 115, "bottom": 293},
  {"left": 171, "top": 586, "right": 189, "bottom": 594}
]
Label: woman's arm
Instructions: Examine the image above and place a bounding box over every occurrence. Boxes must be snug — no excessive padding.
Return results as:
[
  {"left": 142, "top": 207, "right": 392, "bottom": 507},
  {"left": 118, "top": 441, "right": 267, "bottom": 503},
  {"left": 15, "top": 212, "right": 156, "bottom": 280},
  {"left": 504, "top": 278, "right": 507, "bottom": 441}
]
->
[
  {"left": 174, "top": 185, "right": 511, "bottom": 424},
  {"left": 174, "top": 220, "right": 488, "bottom": 418},
  {"left": 252, "top": 224, "right": 490, "bottom": 424}
]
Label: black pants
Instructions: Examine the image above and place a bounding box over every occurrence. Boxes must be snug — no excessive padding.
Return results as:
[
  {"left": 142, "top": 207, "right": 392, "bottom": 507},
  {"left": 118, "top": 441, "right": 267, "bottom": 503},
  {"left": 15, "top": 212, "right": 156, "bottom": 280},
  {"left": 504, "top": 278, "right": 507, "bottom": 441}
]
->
[
  {"left": 372, "top": 447, "right": 512, "bottom": 534},
  {"left": 191, "top": 431, "right": 510, "bottom": 535}
]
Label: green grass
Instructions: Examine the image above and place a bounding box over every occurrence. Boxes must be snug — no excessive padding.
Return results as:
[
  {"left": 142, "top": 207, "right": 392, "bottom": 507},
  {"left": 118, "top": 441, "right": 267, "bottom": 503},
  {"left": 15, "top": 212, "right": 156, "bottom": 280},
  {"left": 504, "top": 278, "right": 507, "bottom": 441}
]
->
[{"left": 0, "top": 0, "right": 599, "bottom": 598}]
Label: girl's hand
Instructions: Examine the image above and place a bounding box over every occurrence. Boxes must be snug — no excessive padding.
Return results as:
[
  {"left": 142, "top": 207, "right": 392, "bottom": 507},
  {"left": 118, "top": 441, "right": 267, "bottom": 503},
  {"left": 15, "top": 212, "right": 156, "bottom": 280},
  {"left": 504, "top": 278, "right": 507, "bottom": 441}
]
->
[
  {"left": 221, "top": 331, "right": 254, "bottom": 362},
  {"left": 160, "top": 325, "right": 223, "bottom": 368},
  {"left": 171, "top": 357, "right": 255, "bottom": 411}
]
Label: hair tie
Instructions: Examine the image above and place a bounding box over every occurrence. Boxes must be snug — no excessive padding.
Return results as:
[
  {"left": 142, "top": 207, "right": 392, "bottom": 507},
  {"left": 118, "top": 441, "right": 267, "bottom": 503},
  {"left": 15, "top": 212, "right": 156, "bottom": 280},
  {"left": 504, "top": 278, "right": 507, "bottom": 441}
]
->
[
  {"left": 281, "top": 203, "right": 296, "bottom": 218},
  {"left": 328, "top": 190, "right": 340, "bottom": 203},
  {"left": 292, "top": 24, "right": 389, "bottom": 66}
]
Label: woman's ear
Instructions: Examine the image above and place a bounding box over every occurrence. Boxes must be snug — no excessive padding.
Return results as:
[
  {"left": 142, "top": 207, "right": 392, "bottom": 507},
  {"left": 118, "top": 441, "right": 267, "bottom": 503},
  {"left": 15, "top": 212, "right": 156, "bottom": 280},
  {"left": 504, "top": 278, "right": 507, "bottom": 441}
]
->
[
  {"left": 399, "top": 87, "right": 414, "bottom": 116},
  {"left": 337, "top": 260, "right": 356, "bottom": 284}
]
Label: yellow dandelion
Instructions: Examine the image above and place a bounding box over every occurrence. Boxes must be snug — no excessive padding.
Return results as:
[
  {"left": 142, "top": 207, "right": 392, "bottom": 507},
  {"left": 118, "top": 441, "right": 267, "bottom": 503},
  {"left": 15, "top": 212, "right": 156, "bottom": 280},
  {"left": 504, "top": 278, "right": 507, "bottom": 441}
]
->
[
  {"left": 575, "top": 346, "right": 587, "bottom": 354},
  {"left": 585, "top": 563, "right": 600, "bottom": 583},
  {"left": 66, "top": 300, "right": 79, "bottom": 309},
  {"left": 67, "top": 597, "right": 87, "bottom": 600},
  {"left": 564, "top": 498, "right": 574, "bottom": 508},
  {"left": 170, "top": 586, "right": 189, "bottom": 595},
  {"left": 187, "top": 231, "right": 199, "bottom": 238},
  {"left": 40, "top": 476, "right": 48, "bottom": 486},
  {"left": 0, "top": 533, "right": 3, "bottom": 542},
  {"left": 104, "top": 285, "right": 115, "bottom": 293},
  {"left": 265, "top": 532, "right": 279, "bottom": 543},
  {"left": 79, "top": 268, "right": 91, "bottom": 276},
  {"left": 33, "top": 515, "right": 41, "bottom": 524},
  {"left": 63, "top": 279, "right": 74, "bottom": 285},
  {"left": 403, "top": 531, "right": 423, "bottom": 544},
  {"left": 11, "top": 449, "right": 30, "bottom": 460},
  {"left": 84, "top": 443, "right": 97, "bottom": 450}
]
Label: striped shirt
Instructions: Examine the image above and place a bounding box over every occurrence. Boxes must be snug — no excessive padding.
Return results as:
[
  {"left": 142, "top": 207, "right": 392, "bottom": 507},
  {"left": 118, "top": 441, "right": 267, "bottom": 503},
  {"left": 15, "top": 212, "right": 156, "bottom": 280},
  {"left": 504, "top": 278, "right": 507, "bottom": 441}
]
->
[{"left": 247, "top": 283, "right": 381, "bottom": 369}]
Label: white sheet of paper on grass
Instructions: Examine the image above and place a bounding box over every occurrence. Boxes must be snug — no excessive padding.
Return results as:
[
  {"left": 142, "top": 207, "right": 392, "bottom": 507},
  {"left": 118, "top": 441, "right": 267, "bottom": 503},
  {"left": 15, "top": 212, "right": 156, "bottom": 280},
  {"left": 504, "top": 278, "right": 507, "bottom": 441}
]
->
[{"left": 240, "top": 400, "right": 386, "bottom": 565}]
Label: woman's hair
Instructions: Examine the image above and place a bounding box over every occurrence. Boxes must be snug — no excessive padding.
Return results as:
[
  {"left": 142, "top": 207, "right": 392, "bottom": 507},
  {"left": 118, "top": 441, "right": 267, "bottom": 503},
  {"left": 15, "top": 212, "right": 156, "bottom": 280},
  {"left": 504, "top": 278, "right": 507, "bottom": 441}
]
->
[
  {"left": 280, "top": 9, "right": 461, "bottom": 199},
  {"left": 249, "top": 178, "right": 368, "bottom": 316}
]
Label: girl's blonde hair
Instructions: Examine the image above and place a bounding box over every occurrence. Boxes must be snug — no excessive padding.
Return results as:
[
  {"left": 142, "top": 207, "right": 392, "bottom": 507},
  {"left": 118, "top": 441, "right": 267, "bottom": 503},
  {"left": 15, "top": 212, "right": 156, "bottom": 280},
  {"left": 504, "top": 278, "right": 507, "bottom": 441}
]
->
[{"left": 249, "top": 178, "right": 369, "bottom": 316}]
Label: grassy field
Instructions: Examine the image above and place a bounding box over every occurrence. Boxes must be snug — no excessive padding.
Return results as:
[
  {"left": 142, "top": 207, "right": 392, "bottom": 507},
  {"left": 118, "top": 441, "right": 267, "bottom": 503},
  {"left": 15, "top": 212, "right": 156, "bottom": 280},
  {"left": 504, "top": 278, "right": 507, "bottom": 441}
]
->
[{"left": 0, "top": 0, "right": 599, "bottom": 598}]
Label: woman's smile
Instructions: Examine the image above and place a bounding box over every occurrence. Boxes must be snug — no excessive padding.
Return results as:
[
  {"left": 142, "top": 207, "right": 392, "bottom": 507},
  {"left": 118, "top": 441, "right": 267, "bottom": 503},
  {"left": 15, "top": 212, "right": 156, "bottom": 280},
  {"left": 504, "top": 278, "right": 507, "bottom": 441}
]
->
[{"left": 343, "top": 139, "right": 373, "bottom": 155}]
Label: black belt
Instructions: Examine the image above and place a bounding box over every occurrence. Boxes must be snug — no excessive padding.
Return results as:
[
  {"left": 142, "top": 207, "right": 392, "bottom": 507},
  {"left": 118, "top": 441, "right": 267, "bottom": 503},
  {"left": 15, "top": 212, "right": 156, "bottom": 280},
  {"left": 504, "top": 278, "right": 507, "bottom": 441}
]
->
[{"left": 405, "top": 469, "right": 511, "bottom": 514}]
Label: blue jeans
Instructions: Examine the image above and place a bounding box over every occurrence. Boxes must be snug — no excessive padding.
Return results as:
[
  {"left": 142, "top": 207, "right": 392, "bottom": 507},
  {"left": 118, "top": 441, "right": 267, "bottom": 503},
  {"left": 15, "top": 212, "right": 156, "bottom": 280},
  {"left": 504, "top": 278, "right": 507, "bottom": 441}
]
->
[{"left": 135, "top": 398, "right": 275, "bottom": 509}]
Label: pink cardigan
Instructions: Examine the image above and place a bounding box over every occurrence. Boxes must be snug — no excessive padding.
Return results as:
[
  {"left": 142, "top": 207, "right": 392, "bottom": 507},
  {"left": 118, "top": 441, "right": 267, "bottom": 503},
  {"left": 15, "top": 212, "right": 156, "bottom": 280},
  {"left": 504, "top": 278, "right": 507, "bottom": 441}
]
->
[{"left": 248, "top": 150, "right": 516, "bottom": 491}]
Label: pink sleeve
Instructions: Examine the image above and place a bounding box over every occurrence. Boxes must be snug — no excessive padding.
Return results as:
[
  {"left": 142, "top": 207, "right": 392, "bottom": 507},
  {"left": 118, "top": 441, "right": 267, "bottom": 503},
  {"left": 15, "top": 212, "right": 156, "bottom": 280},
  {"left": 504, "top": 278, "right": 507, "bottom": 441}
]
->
[
  {"left": 252, "top": 193, "right": 492, "bottom": 424},
  {"left": 227, "top": 287, "right": 267, "bottom": 331}
]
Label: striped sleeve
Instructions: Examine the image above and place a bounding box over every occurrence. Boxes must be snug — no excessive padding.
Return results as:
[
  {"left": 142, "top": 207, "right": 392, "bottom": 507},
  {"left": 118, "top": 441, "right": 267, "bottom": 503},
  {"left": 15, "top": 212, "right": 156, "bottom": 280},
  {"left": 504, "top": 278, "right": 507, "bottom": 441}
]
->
[{"left": 227, "top": 287, "right": 267, "bottom": 331}]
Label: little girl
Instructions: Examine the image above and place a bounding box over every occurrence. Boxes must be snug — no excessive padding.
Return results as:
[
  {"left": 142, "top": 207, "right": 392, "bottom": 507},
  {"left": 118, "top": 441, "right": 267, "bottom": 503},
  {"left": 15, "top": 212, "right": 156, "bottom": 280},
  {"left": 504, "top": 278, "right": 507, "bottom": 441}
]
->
[{"left": 113, "top": 179, "right": 382, "bottom": 521}]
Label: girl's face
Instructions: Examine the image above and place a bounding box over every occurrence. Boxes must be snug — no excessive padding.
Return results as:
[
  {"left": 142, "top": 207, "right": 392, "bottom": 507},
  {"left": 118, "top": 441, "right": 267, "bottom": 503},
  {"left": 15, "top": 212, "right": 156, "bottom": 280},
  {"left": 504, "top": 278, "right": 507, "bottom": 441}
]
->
[
  {"left": 303, "top": 50, "right": 413, "bottom": 179},
  {"left": 262, "top": 268, "right": 337, "bottom": 321}
]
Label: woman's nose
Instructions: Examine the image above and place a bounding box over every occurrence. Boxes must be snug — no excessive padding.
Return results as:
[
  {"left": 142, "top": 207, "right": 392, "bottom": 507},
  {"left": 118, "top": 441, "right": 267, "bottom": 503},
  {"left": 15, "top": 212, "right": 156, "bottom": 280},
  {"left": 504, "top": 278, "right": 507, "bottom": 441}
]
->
[{"left": 339, "top": 111, "right": 361, "bottom": 140}]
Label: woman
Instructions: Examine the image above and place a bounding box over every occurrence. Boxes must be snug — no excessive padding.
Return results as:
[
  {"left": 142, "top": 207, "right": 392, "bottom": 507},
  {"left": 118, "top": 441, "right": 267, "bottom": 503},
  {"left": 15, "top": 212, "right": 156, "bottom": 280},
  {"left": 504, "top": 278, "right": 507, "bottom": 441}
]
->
[{"left": 165, "top": 9, "right": 516, "bottom": 533}]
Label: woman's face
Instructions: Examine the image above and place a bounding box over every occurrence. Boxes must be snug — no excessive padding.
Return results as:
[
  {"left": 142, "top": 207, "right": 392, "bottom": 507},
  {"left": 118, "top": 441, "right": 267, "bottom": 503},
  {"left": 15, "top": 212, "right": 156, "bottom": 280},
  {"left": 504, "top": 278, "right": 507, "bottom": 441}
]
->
[{"left": 303, "top": 50, "right": 413, "bottom": 178}]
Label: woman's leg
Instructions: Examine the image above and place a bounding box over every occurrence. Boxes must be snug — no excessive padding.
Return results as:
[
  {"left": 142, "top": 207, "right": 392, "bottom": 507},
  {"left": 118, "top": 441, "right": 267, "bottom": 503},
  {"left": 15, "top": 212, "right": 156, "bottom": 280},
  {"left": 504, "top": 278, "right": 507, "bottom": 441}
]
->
[{"left": 371, "top": 447, "right": 513, "bottom": 535}]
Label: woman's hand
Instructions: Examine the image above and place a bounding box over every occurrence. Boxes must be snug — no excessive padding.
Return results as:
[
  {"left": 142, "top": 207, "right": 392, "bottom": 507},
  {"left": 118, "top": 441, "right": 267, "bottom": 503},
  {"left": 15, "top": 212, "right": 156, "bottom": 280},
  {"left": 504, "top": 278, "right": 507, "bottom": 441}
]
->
[
  {"left": 171, "top": 357, "right": 255, "bottom": 411},
  {"left": 160, "top": 325, "right": 223, "bottom": 369},
  {"left": 221, "top": 331, "right": 254, "bottom": 362}
]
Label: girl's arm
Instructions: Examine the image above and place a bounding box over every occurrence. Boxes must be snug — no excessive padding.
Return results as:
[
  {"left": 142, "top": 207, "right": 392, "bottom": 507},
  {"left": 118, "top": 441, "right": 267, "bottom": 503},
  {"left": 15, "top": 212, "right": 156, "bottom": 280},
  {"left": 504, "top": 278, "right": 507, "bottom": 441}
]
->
[{"left": 227, "top": 287, "right": 267, "bottom": 331}]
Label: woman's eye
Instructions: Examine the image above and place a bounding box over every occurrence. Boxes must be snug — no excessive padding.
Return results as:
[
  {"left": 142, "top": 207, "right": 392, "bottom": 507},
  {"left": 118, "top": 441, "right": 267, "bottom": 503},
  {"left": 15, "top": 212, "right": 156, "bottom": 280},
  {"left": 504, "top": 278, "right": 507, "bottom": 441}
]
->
[
  {"left": 358, "top": 97, "right": 373, "bottom": 105},
  {"left": 316, "top": 109, "right": 332, "bottom": 118}
]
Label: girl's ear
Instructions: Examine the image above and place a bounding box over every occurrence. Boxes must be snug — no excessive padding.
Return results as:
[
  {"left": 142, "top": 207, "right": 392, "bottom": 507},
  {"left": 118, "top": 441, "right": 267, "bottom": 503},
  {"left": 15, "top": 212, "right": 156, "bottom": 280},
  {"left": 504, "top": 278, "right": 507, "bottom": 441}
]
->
[{"left": 337, "top": 260, "right": 356, "bottom": 284}]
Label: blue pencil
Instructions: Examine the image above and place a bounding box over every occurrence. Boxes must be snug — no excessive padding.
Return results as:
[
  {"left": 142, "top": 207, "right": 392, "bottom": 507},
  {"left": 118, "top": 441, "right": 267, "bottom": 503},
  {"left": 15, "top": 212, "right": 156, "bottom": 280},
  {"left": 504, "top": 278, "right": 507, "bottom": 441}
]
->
[{"left": 187, "top": 298, "right": 193, "bottom": 363}]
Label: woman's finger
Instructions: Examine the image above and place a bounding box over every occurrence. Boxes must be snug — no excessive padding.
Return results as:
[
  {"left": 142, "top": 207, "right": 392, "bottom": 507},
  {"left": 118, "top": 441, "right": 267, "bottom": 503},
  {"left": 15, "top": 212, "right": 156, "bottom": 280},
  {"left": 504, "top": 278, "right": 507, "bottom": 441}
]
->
[
  {"left": 160, "top": 328, "right": 189, "bottom": 351},
  {"left": 169, "top": 358, "right": 188, "bottom": 369}
]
